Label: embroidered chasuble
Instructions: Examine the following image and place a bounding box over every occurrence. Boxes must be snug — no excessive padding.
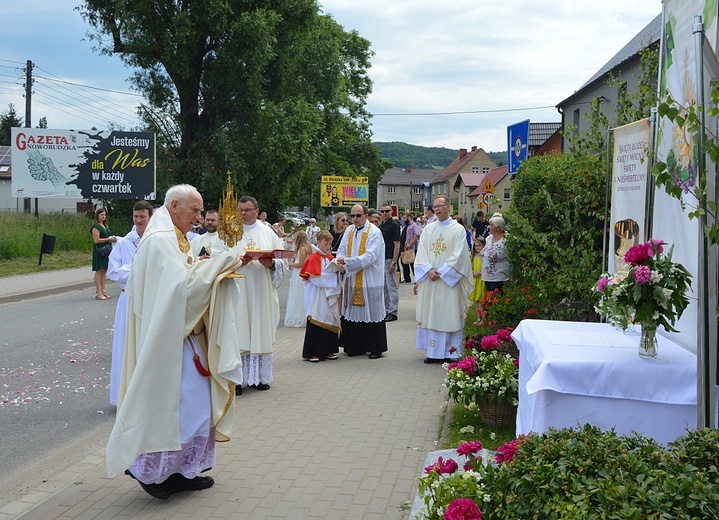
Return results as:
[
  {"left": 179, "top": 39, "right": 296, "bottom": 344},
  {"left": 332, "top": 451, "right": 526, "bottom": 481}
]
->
[
  {"left": 415, "top": 218, "right": 474, "bottom": 333},
  {"left": 106, "top": 205, "right": 242, "bottom": 478},
  {"left": 336, "top": 223, "right": 386, "bottom": 323}
]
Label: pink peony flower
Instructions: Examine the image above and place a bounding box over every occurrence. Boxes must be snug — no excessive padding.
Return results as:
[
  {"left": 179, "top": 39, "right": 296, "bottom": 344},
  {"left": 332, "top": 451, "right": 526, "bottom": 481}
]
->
[
  {"left": 597, "top": 276, "right": 609, "bottom": 292},
  {"left": 632, "top": 265, "right": 652, "bottom": 284},
  {"left": 424, "top": 456, "right": 459, "bottom": 475},
  {"left": 464, "top": 338, "right": 476, "bottom": 350},
  {"left": 480, "top": 335, "right": 500, "bottom": 350},
  {"left": 449, "top": 346, "right": 457, "bottom": 354},
  {"left": 496, "top": 328, "right": 513, "bottom": 341},
  {"left": 648, "top": 238, "right": 664, "bottom": 255},
  {"left": 456, "top": 440, "right": 483, "bottom": 457},
  {"left": 624, "top": 243, "right": 650, "bottom": 265},
  {"left": 443, "top": 498, "right": 482, "bottom": 520},
  {"left": 456, "top": 356, "right": 477, "bottom": 376},
  {"left": 495, "top": 438, "right": 521, "bottom": 464}
]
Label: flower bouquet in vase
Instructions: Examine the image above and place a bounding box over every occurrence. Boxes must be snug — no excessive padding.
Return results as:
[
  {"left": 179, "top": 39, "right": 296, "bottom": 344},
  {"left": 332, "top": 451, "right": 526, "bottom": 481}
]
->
[{"left": 593, "top": 239, "right": 692, "bottom": 357}]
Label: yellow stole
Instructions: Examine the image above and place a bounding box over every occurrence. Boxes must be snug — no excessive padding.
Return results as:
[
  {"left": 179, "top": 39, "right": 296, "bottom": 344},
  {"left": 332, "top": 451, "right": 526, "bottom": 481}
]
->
[{"left": 346, "top": 226, "right": 369, "bottom": 306}]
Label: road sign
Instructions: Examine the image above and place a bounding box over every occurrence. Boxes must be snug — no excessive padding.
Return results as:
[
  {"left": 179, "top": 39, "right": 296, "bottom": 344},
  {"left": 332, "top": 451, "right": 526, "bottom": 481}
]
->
[
  {"left": 482, "top": 192, "right": 494, "bottom": 205},
  {"left": 507, "top": 119, "right": 529, "bottom": 174}
]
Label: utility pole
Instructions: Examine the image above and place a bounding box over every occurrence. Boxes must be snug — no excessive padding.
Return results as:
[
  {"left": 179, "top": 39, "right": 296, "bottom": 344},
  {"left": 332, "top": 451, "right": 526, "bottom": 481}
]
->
[{"left": 24, "top": 60, "right": 38, "bottom": 217}]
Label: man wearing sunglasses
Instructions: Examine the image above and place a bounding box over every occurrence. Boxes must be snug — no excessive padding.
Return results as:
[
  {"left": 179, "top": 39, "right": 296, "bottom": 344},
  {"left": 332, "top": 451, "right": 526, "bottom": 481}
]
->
[
  {"left": 334, "top": 204, "right": 388, "bottom": 359},
  {"left": 379, "top": 204, "right": 400, "bottom": 322}
]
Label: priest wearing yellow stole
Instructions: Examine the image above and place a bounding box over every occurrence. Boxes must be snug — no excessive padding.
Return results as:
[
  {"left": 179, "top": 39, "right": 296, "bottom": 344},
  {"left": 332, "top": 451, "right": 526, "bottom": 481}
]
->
[
  {"left": 335, "top": 204, "right": 388, "bottom": 359},
  {"left": 414, "top": 195, "right": 474, "bottom": 363},
  {"left": 106, "top": 185, "right": 243, "bottom": 499}
]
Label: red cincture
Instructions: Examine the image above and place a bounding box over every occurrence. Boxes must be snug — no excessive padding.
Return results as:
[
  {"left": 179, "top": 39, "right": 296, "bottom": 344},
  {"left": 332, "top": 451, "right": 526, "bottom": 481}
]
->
[{"left": 189, "top": 340, "right": 211, "bottom": 377}]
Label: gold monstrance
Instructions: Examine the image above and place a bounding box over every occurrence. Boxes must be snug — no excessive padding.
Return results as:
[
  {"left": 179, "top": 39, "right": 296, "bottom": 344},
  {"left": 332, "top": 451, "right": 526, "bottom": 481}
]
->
[{"left": 218, "top": 171, "right": 243, "bottom": 247}]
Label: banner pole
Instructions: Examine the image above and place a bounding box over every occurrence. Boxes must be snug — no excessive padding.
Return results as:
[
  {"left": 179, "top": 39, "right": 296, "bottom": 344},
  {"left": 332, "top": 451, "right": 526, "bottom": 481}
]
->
[{"left": 602, "top": 127, "right": 613, "bottom": 274}]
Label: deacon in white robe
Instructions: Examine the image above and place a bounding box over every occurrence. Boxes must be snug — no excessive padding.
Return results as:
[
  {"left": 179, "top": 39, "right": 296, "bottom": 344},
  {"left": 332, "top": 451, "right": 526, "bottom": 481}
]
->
[
  {"left": 335, "top": 204, "right": 388, "bottom": 358},
  {"left": 235, "top": 196, "right": 286, "bottom": 390},
  {"left": 106, "top": 185, "right": 243, "bottom": 500},
  {"left": 106, "top": 201, "right": 153, "bottom": 406},
  {"left": 414, "top": 196, "right": 474, "bottom": 363}
]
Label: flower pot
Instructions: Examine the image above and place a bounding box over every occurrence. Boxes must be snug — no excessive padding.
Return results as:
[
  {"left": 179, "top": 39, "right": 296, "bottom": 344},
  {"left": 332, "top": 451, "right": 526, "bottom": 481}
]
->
[
  {"left": 479, "top": 399, "right": 517, "bottom": 428},
  {"left": 638, "top": 325, "right": 658, "bottom": 358}
]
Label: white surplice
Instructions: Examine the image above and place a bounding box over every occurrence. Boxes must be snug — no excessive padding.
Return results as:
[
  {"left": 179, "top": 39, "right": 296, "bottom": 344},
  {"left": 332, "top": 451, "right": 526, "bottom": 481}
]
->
[
  {"left": 106, "top": 229, "right": 141, "bottom": 406},
  {"left": 336, "top": 223, "right": 386, "bottom": 323},
  {"left": 190, "top": 231, "right": 228, "bottom": 258},
  {"left": 414, "top": 218, "right": 474, "bottom": 359}
]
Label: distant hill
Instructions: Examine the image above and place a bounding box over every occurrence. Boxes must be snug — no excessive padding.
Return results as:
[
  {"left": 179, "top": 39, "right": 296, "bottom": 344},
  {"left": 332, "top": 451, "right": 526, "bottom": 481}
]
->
[{"left": 375, "top": 141, "right": 506, "bottom": 170}]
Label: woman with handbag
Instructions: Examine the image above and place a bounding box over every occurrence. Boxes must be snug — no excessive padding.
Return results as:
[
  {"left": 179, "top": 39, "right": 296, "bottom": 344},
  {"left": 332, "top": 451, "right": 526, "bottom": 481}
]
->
[
  {"left": 91, "top": 207, "right": 116, "bottom": 300},
  {"left": 400, "top": 213, "right": 421, "bottom": 283}
]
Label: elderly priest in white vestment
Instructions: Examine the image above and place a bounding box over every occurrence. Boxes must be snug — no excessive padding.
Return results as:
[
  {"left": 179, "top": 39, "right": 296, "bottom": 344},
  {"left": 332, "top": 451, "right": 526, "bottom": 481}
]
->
[
  {"left": 106, "top": 184, "right": 244, "bottom": 500},
  {"left": 414, "top": 195, "right": 474, "bottom": 363}
]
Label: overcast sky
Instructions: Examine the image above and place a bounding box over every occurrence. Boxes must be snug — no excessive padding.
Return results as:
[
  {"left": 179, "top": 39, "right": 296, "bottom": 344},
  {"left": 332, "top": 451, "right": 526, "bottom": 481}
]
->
[{"left": 1, "top": 1, "right": 660, "bottom": 152}]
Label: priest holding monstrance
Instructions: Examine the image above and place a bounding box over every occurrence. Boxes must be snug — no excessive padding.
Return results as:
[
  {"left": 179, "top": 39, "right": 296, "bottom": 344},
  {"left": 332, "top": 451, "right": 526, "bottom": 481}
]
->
[{"left": 106, "top": 184, "right": 246, "bottom": 499}]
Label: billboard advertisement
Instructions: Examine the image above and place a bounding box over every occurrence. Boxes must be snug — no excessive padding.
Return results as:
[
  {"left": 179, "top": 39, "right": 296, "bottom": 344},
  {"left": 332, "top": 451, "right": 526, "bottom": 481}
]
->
[
  {"left": 320, "top": 176, "right": 368, "bottom": 207},
  {"left": 11, "top": 128, "right": 156, "bottom": 199}
]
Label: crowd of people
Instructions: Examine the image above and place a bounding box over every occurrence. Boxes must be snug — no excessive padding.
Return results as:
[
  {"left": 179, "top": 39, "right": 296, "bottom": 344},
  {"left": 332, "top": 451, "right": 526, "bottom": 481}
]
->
[{"left": 99, "top": 185, "right": 510, "bottom": 500}]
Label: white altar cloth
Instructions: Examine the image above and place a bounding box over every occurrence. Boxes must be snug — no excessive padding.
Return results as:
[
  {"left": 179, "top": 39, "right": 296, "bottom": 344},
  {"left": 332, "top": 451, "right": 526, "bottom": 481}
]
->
[{"left": 512, "top": 320, "right": 697, "bottom": 445}]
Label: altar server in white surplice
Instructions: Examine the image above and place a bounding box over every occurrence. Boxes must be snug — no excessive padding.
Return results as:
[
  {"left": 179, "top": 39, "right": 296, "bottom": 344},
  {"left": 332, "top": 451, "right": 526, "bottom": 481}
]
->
[
  {"left": 106, "top": 184, "right": 243, "bottom": 500},
  {"left": 234, "top": 195, "right": 286, "bottom": 391},
  {"left": 107, "top": 200, "right": 153, "bottom": 406},
  {"left": 415, "top": 195, "right": 474, "bottom": 364}
]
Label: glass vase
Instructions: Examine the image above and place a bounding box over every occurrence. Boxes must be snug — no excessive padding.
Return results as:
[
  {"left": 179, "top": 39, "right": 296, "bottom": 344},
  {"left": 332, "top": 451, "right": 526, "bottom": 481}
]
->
[{"left": 638, "top": 325, "right": 658, "bottom": 358}]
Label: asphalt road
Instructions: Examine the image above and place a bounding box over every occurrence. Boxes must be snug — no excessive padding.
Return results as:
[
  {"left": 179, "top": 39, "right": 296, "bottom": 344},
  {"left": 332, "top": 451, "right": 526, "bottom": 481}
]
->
[{"left": 0, "top": 275, "right": 292, "bottom": 505}]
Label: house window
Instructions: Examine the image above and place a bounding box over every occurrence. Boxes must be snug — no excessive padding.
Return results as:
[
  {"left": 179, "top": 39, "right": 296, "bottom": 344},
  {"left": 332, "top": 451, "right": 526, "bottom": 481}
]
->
[
  {"left": 471, "top": 166, "right": 479, "bottom": 173},
  {"left": 412, "top": 186, "right": 422, "bottom": 195},
  {"left": 386, "top": 200, "right": 396, "bottom": 206},
  {"left": 483, "top": 167, "right": 490, "bottom": 174},
  {"left": 387, "top": 186, "right": 396, "bottom": 194},
  {"left": 504, "top": 188, "right": 511, "bottom": 201},
  {"left": 443, "top": 184, "right": 447, "bottom": 194},
  {"left": 573, "top": 108, "right": 580, "bottom": 134},
  {"left": 413, "top": 201, "right": 421, "bottom": 210}
]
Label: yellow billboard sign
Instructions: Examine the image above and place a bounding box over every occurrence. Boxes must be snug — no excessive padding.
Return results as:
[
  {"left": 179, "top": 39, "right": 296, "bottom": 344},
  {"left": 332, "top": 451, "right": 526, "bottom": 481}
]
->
[{"left": 320, "top": 176, "right": 369, "bottom": 207}]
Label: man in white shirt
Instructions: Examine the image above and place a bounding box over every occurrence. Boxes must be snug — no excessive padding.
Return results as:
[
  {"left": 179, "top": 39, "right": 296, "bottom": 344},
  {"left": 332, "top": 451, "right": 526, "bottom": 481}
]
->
[
  {"left": 190, "top": 209, "right": 226, "bottom": 258},
  {"left": 306, "top": 218, "right": 320, "bottom": 245}
]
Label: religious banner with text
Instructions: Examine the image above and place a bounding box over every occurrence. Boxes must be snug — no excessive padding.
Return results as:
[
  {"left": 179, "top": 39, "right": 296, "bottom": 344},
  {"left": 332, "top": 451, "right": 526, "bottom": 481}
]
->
[
  {"left": 11, "top": 128, "right": 156, "bottom": 199},
  {"left": 609, "top": 118, "right": 650, "bottom": 274}
]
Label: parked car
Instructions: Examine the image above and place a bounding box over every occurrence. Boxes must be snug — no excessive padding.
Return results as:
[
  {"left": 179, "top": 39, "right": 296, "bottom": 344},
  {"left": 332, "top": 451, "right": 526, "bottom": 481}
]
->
[{"left": 279, "top": 212, "right": 304, "bottom": 227}]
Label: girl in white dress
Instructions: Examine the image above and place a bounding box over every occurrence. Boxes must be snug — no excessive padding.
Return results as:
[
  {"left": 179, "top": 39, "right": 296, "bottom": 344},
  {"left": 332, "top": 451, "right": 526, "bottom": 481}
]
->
[{"left": 284, "top": 231, "right": 311, "bottom": 327}]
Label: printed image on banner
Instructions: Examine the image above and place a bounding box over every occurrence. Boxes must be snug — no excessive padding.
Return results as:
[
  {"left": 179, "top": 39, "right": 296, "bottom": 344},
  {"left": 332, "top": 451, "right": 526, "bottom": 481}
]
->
[
  {"left": 11, "top": 128, "right": 156, "bottom": 199},
  {"left": 609, "top": 118, "right": 650, "bottom": 274},
  {"left": 320, "top": 176, "right": 369, "bottom": 207}
]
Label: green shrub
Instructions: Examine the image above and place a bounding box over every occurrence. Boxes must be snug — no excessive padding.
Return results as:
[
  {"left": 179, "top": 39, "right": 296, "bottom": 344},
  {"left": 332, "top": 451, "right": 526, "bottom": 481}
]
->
[
  {"left": 479, "top": 425, "right": 719, "bottom": 519},
  {"left": 506, "top": 152, "right": 606, "bottom": 323}
]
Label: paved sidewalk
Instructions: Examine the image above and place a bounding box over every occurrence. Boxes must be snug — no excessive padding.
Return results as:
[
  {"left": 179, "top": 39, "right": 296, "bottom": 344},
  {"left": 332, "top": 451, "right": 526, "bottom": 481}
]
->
[{"left": 0, "top": 273, "right": 449, "bottom": 520}]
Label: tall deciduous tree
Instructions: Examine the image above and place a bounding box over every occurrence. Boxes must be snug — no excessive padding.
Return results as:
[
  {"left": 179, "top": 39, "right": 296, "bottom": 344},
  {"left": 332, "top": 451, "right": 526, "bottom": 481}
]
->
[{"left": 79, "top": 0, "right": 383, "bottom": 213}]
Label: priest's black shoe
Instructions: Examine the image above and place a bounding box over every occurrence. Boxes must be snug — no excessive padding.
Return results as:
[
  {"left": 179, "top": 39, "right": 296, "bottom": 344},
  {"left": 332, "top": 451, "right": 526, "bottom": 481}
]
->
[
  {"left": 251, "top": 382, "right": 270, "bottom": 391},
  {"left": 424, "top": 357, "right": 443, "bottom": 364},
  {"left": 235, "top": 384, "right": 243, "bottom": 396},
  {"left": 368, "top": 353, "right": 382, "bottom": 359},
  {"left": 138, "top": 481, "right": 172, "bottom": 500},
  {"left": 166, "top": 474, "right": 215, "bottom": 492},
  {"left": 384, "top": 314, "right": 398, "bottom": 322}
]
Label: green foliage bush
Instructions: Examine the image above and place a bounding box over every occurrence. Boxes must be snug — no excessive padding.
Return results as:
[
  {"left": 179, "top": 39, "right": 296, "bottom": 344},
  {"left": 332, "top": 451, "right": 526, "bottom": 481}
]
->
[
  {"left": 502, "top": 152, "right": 606, "bottom": 323},
  {"left": 480, "top": 425, "right": 719, "bottom": 519},
  {"left": 0, "top": 212, "right": 108, "bottom": 260}
]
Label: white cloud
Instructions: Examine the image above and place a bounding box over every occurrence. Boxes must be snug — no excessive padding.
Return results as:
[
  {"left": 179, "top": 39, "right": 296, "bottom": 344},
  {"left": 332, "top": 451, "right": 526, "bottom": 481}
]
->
[{"left": 0, "top": 0, "right": 661, "bottom": 151}]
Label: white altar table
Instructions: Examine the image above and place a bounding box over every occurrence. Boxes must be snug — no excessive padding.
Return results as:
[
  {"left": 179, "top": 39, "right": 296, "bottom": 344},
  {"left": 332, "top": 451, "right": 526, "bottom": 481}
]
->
[{"left": 511, "top": 320, "right": 697, "bottom": 445}]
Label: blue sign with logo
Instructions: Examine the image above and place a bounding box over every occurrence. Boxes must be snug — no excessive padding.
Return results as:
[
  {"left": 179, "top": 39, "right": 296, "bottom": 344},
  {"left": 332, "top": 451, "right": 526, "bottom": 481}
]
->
[{"left": 507, "top": 119, "right": 529, "bottom": 174}]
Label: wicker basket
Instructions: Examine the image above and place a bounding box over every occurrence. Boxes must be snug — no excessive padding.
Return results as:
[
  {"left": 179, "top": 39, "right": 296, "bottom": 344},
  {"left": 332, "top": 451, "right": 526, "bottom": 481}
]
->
[{"left": 479, "top": 399, "right": 517, "bottom": 428}]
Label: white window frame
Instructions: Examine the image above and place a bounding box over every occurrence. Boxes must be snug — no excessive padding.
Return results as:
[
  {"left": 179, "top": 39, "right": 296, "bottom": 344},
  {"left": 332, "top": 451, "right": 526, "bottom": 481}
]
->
[{"left": 387, "top": 186, "right": 396, "bottom": 194}]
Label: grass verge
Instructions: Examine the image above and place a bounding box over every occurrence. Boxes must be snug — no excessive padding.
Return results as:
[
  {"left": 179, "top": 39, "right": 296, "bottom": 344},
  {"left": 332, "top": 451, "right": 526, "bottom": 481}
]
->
[{"left": 0, "top": 251, "right": 90, "bottom": 277}]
